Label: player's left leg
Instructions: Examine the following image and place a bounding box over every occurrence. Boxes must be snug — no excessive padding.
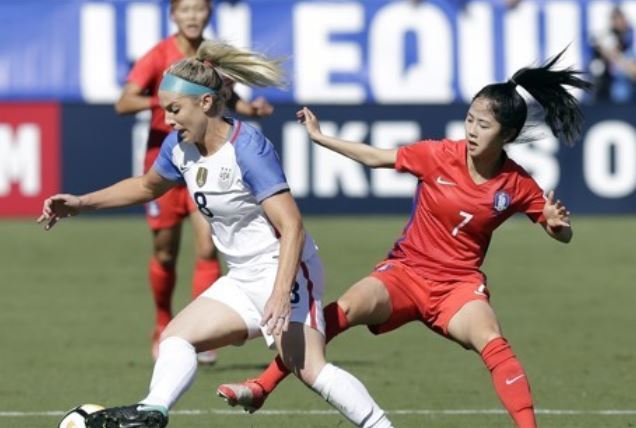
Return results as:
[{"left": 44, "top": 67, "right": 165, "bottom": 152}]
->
[
  {"left": 280, "top": 256, "right": 391, "bottom": 428},
  {"left": 86, "top": 295, "right": 249, "bottom": 428},
  {"left": 217, "top": 275, "right": 393, "bottom": 412},
  {"left": 276, "top": 323, "right": 393, "bottom": 428},
  {"left": 189, "top": 208, "right": 222, "bottom": 364},
  {"left": 447, "top": 299, "right": 537, "bottom": 428}
]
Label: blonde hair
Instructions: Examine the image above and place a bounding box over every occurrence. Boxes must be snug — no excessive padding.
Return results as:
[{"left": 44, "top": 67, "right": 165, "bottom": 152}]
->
[{"left": 166, "top": 41, "right": 285, "bottom": 113}]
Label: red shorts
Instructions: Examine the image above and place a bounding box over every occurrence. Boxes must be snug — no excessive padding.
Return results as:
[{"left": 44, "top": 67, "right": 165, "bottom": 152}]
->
[
  {"left": 144, "top": 147, "right": 196, "bottom": 230},
  {"left": 369, "top": 260, "right": 490, "bottom": 337},
  {"left": 144, "top": 185, "right": 196, "bottom": 230}
]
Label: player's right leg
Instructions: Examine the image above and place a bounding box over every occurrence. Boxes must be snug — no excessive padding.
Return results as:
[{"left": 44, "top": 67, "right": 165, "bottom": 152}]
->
[
  {"left": 145, "top": 185, "right": 191, "bottom": 360},
  {"left": 277, "top": 322, "right": 393, "bottom": 427},
  {"left": 86, "top": 295, "right": 249, "bottom": 428},
  {"left": 217, "top": 276, "right": 393, "bottom": 412},
  {"left": 447, "top": 299, "right": 537, "bottom": 428}
]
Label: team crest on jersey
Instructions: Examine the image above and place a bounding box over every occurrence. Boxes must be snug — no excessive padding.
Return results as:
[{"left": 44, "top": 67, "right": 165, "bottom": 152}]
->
[
  {"left": 145, "top": 201, "right": 160, "bottom": 217},
  {"left": 218, "top": 167, "right": 233, "bottom": 189},
  {"left": 493, "top": 191, "right": 511, "bottom": 212},
  {"left": 196, "top": 167, "right": 208, "bottom": 187}
]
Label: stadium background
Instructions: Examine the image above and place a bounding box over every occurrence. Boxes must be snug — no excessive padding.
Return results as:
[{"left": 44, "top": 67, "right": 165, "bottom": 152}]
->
[{"left": 1, "top": 0, "right": 635, "bottom": 427}]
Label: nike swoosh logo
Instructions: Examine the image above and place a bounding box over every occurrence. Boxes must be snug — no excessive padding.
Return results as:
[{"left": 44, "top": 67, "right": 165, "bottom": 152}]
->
[
  {"left": 505, "top": 374, "right": 525, "bottom": 385},
  {"left": 436, "top": 176, "right": 456, "bottom": 186},
  {"left": 474, "top": 284, "right": 487, "bottom": 296},
  {"left": 179, "top": 162, "right": 196, "bottom": 173}
]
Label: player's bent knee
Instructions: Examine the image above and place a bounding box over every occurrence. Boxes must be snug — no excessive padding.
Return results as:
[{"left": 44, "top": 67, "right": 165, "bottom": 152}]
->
[
  {"left": 153, "top": 250, "right": 177, "bottom": 267},
  {"left": 158, "top": 328, "right": 181, "bottom": 344},
  {"left": 159, "top": 320, "right": 195, "bottom": 343},
  {"left": 278, "top": 347, "right": 325, "bottom": 385},
  {"left": 156, "top": 332, "right": 193, "bottom": 349},
  {"left": 472, "top": 330, "right": 502, "bottom": 353},
  {"left": 338, "top": 293, "right": 372, "bottom": 324},
  {"left": 295, "top": 362, "right": 325, "bottom": 386}
]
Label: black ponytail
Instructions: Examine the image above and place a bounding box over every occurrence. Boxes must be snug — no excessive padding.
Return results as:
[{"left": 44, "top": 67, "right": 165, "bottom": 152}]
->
[
  {"left": 474, "top": 47, "right": 593, "bottom": 146},
  {"left": 511, "top": 48, "right": 592, "bottom": 145}
]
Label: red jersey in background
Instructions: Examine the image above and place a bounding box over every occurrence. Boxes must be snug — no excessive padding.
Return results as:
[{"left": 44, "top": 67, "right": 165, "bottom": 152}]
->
[{"left": 127, "top": 35, "right": 185, "bottom": 155}]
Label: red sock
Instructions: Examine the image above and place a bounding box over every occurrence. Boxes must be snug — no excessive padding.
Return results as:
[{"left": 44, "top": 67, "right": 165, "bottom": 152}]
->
[
  {"left": 191, "top": 258, "right": 221, "bottom": 299},
  {"left": 324, "top": 301, "right": 350, "bottom": 343},
  {"left": 148, "top": 257, "right": 176, "bottom": 330},
  {"left": 481, "top": 337, "right": 537, "bottom": 428},
  {"left": 256, "top": 302, "right": 349, "bottom": 393}
]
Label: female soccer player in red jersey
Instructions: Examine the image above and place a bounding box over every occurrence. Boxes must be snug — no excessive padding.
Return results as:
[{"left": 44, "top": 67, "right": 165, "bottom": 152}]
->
[
  {"left": 115, "top": 0, "right": 273, "bottom": 361},
  {"left": 217, "top": 50, "right": 592, "bottom": 427}
]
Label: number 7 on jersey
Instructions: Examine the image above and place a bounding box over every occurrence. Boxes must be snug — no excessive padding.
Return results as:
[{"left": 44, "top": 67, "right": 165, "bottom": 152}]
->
[{"left": 452, "top": 211, "right": 474, "bottom": 236}]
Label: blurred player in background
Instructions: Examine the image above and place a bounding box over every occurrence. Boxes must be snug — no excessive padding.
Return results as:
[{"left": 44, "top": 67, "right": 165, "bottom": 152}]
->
[
  {"left": 217, "top": 50, "right": 592, "bottom": 428},
  {"left": 40, "top": 40, "right": 393, "bottom": 428},
  {"left": 588, "top": 6, "right": 636, "bottom": 103},
  {"left": 115, "top": 0, "right": 273, "bottom": 363}
]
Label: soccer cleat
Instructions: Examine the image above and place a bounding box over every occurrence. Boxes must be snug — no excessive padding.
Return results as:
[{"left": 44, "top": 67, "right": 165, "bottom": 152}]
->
[
  {"left": 216, "top": 380, "right": 267, "bottom": 413},
  {"left": 85, "top": 404, "right": 168, "bottom": 428},
  {"left": 196, "top": 349, "right": 218, "bottom": 365}
]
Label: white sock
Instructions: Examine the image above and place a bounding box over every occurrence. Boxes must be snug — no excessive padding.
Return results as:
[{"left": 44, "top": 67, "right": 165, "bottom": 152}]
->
[
  {"left": 140, "top": 336, "right": 198, "bottom": 409},
  {"left": 311, "top": 363, "right": 393, "bottom": 428}
]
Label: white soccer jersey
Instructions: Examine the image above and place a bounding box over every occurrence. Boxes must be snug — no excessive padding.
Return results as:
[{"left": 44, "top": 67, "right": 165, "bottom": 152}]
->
[{"left": 152, "top": 118, "right": 317, "bottom": 269}]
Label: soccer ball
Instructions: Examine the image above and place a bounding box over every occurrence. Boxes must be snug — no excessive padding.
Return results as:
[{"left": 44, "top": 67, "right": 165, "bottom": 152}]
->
[{"left": 58, "top": 404, "right": 104, "bottom": 428}]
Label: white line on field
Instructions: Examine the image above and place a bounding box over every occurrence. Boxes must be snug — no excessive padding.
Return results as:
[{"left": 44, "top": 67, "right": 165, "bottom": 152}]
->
[{"left": 2, "top": 409, "right": 636, "bottom": 417}]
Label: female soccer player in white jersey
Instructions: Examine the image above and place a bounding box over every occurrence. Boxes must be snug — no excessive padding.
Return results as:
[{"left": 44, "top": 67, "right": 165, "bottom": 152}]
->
[
  {"left": 38, "top": 41, "right": 393, "bottom": 428},
  {"left": 216, "top": 49, "right": 592, "bottom": 428},
  {"left": 115, "top": 0, "right": 274, "bottom": 363}
]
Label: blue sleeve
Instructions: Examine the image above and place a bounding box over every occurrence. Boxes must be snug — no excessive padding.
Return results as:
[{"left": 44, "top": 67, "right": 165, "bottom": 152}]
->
[
  {"left": 234, "top": 129, "right": 289, "bottom": 203},
  {"left": 151, "top": 132, "right": 185, "bottom": 183}
]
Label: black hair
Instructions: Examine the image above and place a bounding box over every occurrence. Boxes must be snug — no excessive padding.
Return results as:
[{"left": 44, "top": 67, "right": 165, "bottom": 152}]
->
[{"left": 473, "top": 48, "right": 593, "bottom": 146}]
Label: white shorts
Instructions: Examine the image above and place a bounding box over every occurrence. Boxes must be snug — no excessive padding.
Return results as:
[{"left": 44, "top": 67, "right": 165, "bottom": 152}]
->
[{"left": 201, "top": 254, "right": 325, "bottom": 348}]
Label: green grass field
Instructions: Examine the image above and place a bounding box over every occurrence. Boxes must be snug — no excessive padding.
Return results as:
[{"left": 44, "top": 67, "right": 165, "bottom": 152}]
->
[{"left": 1, "top": 215, "right": 635, "bottom": 428}]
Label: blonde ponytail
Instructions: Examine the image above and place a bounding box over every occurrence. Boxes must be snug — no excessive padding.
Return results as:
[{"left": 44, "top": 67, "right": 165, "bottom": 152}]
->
[
  {"left": 166, "top": 41, "right": 285, "bottom": 91},
  {"left": 165, "top": 41, "right": 285, "bottom": 114},
  {"left": 196, "top": 41, "right": 285, "bottom": 89}
]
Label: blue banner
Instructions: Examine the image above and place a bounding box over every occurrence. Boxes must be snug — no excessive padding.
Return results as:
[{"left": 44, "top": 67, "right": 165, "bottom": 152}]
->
[
  {"left": 57, "top": 103, "right": 636, "bottom": 214},
  {"left": 3, "top": 0, "right": 634, "bottom": 103}
]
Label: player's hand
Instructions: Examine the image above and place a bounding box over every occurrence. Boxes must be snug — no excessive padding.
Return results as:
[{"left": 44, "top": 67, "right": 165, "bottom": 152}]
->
[
  {"left": 261, "top": 289, "right": 291, "bottom": 336},
  {"left": 36, "top": 194, "right": 83, "bottom": 230},
  {"left": 296, "top": 107, "right": 322, "bottom": 141},
  {"left": 250, "top": 97, "right": 274, "bottom": 117},
  {"left": 543, "top": 190, "right": 571, "bottom": 230}
]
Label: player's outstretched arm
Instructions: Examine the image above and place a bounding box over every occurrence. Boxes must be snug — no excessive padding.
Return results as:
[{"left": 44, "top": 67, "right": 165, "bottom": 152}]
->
[
  {"left": 296, "top": 107, "right": 397, "bottom": 168},
  {"left": 37, "top": 169, "right": 175, "bottom": 230},
  {"left": 541, "top": 190, "right": 573, "bottom": 243}
]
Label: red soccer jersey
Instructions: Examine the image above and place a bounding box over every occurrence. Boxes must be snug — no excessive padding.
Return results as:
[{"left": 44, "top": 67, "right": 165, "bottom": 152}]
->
[
  {"left": 389, "top": 139, "right": 546, "bottom": 284},
  {"left": 127, "top": 35, "right": 185, "bottom": 152}
]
